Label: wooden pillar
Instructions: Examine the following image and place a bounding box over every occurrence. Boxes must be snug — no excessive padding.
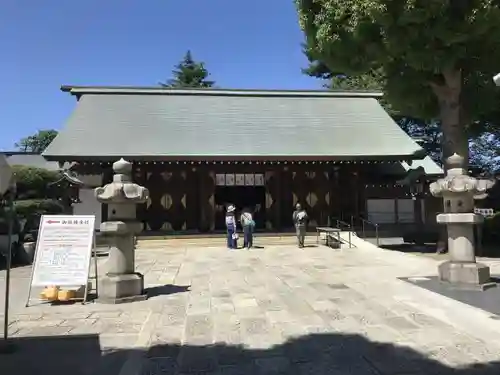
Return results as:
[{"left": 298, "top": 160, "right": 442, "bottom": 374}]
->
[
  {"left": 276, "top": 169, "right": 282, "bottom": 230},
  {"left": 316, "top": 168, "right": 330, "bottom": 227},
  {"left": 186, "top": 168, "right": 199, "bottom": 231},
  {"left": 198, "top": 167, "right": 215, "bottom": 232},
  {"left": 282, "top": 167, "right": 293, "bottom": 229},
  {"left": 354, "top": 165, "right": 365, "bottom": 220},
  {"left": 331, "top": 167, "right": 340, "bottom": 221},
  {"left": 265, "top": 170, "right": 276, "bottom": 230}
]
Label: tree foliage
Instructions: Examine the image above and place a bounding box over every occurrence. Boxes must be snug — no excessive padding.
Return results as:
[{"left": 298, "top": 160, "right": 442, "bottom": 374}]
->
[
  {"left": 15, "top": 129, "right": 58, "bottom": 153},
  {"left": 469, "top": 133, "right": 500, "bottom": 172},
  {"left": 11, "top": 165, "right": 61, "bottom": 200},
  {"left": 323, "top": 68, "right": 500, "bottom": 172},
  {"left": 160, "top": 50, "right": 215, "bottom": 88},
  {"left": 296, "top": 0, "right": 500, "bottom": 163},
  {"left": 323, "top": 67, "right": 442, "bottom": 163}
]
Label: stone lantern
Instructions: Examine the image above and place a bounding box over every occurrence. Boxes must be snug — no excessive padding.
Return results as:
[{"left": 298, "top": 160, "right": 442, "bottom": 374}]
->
[
  {"left": 95, "top": 158, "right": 149, "bottom": 303},
  {"left": 430, "top": 154, "right": 494, "bottom": 289}
]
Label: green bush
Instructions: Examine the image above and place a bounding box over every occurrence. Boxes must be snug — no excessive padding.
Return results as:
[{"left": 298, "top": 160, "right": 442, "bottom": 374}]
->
[
  {"left": 11, "top": 165, "right": 61, "bottom": 199},
  {"left": 14, "top": 199, "right": 65, "bottom": 218}
]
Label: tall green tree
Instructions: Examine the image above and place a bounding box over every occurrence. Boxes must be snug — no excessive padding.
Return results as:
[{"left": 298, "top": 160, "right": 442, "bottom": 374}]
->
[
  {"left": 15, "top": 129, "right": 58, "bottom": 153},
  {"left": 317, "top": 64, "right": 442, "bottom": 162},
  {"left": 296, "top": 0, "right": 500, "bottom": 164},
  {"left": 160, "top": 50, "right": 214, "bottom": 88},
  {"left": 321, "top": 68, "right": 500, "bottom": 172}
]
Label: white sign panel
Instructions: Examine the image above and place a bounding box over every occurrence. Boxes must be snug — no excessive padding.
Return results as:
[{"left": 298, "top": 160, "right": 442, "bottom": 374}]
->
[
  {"left": 215, "top": 174, "right": 225, "bottom": 186},
  {"left": 245, "top": 174, "right": 255, "bottom": 186},
  {"left": 235, "top": 174, "right": 245, "bottom": 186},
  {"left": 225, "top": 173, "right": 235, "bottom": 186},
  {"left": 31, "top": 215, "right": 95, "bottom": 287},
  {"left": 255, "top": 174, "right": 264, "bottom": 186}
]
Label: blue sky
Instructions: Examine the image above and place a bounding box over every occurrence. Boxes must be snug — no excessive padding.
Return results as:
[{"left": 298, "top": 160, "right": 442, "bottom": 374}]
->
[{"left": 0, "top": 0, "right": 322, "bottom": 150}]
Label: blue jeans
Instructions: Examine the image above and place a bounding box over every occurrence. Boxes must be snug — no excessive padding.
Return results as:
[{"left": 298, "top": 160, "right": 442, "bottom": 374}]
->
[
  {"left": 227, "top": 228, "right": 237, "bottom": 249},
  {"left": 243, "top": 225, "right": 253, "bottom": 248}
]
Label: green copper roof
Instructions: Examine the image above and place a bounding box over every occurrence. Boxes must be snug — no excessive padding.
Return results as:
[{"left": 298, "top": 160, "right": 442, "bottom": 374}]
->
[{"left": 44, "top": 86, "right": 424, "bottom": 161}]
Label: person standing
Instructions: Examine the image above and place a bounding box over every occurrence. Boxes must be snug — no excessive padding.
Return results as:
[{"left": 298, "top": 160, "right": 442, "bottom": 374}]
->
[
  {"left": 240, "top": 207, "right": 255, "bottom": 250},
  {"left": 225, "top": 205, "right": 238, "bottom": 249},
  {"left": 292, "top": 203, "right": 308, "bottom": 248}
]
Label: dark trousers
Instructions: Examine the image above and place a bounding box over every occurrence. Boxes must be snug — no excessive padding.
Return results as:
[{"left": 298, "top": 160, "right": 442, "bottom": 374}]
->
[
  {"left": 243, "top": 225, "right": 253, "bottom": 248},
  {"left": 296, "top": 225, "right": 306, "bottom": 247},
  {"left": 227, "top": 228, "right": 237, "bottom": 249}
]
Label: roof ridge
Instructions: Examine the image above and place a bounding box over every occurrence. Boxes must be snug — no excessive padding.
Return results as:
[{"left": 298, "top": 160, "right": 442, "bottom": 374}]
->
[{"left": 61, "top": 85, "right": 383, "bottom": 98}]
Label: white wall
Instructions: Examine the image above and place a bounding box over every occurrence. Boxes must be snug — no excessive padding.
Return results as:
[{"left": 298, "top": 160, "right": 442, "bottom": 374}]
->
[
  {"left": 72, "top": 174, "right": 102, "bottom": 230},
  {"left": 73, "top": 189, "right": 102, "bottom": 230},
  {"left": 367, "top": 198, "right": 423, "bottom": 224},
  {"left": 397, "top": 199, "right": 415, "bottom": 223},
  {"left": 367, "top": 199, "right": 396, "bottom": 223}
]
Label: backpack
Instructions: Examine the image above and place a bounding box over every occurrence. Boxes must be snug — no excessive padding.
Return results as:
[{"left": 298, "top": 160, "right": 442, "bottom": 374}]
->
[{"left": 242, "top": 213, "right": 255, "bottom": 227}]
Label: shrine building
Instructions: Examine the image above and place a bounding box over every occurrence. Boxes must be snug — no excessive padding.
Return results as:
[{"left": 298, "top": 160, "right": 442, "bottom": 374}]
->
[{"left": 43, "top": 86, "right": 443, "bottom": 233}]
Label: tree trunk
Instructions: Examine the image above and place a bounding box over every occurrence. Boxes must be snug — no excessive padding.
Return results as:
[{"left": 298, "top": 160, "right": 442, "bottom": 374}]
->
[
  {"left": 430, "top": 68, "right": 468, "bottom": 164},
  {"left": 429, "top": 68, "right": 468, "bottom": 254}
]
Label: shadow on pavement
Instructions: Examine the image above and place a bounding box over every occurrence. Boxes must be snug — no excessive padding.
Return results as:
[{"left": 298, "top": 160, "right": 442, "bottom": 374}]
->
[
  {"left": 1, "top": 331, "right": 499, "bottom": 375},
  {"left": 0, "top": 334, "right": 126, "bottom": 375},
  {"left": 146, "top": 284, "right": 190, "bottom": 299},
  {"left": 381, "top": 243, "right": 438, "bottom": 253}
]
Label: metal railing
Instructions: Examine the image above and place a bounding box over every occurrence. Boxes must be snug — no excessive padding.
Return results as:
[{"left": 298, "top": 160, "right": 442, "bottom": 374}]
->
[
  {"left": 357, "top": 217, "right": 380, "bottom": 247},
  {"left": 332, "top": 217, "right": 353, "bottom": 248}
]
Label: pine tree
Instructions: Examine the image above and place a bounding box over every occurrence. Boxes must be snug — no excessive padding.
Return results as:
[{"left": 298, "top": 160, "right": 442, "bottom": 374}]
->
[{"left": 160, "top": 51, "right": 214, "bottom": 88}]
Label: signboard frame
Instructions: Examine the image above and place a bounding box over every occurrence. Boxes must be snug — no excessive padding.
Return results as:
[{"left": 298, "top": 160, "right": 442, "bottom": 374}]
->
[{"left": 26, "top": 215, "right": 98, "bottom": 306}]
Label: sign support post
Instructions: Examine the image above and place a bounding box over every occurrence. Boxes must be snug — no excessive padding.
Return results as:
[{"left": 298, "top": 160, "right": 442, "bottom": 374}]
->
[
  {"left": 82, "top": 235, "right": 99, "bottom": 305},
  {"left": 1, "top": 187, "right": 16, "bottom": 354}
]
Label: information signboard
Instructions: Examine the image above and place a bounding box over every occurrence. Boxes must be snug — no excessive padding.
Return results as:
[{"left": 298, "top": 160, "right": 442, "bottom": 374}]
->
[{"left": 30, "top": 215, "right": 95, "bottom": 287}]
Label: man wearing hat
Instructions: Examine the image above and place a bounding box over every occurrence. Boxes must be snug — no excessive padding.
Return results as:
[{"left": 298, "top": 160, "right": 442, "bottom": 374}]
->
[
  {"left": 292, "top": 203, "right": 308, "bottom": 248},
  {"left": 225, "top": 204, "right": 238, "bottom": 249}
]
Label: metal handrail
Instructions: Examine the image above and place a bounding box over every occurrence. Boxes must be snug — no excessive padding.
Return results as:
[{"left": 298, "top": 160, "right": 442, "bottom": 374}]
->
[
  {"left": 331, "top": 217, "right": 352, "bottom": 248},
  {"left": 358, "top": 217, "right": 380, "bottom": 247}
]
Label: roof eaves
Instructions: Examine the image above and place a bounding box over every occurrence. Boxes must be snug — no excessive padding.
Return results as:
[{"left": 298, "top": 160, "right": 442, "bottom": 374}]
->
[
  {"left": 60, "top": 85, "right": 383, "bottom": 98},
  {"left": 42, "top": 152, "right": 425, "bottom": 163}
]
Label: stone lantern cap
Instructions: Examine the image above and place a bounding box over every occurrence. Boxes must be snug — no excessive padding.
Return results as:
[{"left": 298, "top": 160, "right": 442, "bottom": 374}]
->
[
  {"left": 95, "top": 158, "right": 149, "bottom": 204},
  {"left": 430, "top": 153, "right": 493, "bottom": 198},
  {"left": 113, "top": 158, "right": 133, "bottom": 175}
]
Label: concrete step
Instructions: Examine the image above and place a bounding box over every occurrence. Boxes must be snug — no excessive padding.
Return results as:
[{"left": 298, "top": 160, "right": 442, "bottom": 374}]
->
[
  {"left": 137, "top": 235, "right": 310, "bottom": 248},
  {"left": 136, "top": 234, "right": 356, "bottom": 249}
]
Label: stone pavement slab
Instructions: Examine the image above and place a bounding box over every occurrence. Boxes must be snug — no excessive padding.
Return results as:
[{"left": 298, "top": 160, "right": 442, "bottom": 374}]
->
[{"left": 1, "top": 240, "right": 500, "bottom": 374}]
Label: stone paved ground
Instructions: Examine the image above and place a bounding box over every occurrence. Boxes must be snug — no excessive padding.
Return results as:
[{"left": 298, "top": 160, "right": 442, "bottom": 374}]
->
[{"left": 1, "top": 237, "right": 500, "bottom": 374}]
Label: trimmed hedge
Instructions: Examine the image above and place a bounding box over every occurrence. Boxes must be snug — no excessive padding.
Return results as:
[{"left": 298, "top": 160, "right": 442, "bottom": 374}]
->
[
  {"left": 15, "top": 199, "right": 66, "bottom": 237},
  {"left": 14, "top": 199, "right": 65, "bottom": 217},
  {"left": 11, "top": 165, "right": 61, "bottom": 200},
  {"left": 0, "top": 199, "right": 64, "bottom": 234}
]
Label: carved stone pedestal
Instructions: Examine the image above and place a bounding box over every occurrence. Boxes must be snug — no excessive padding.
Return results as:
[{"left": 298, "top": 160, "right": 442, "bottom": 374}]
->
[
  {"left": 98, "top": 273, "right": 146, "bottom": 304},
  {"left": 97, "top": 221, "right": 147, "bottom": 303},
  {"left": 438, "top": 261, "right": 494, "bottom": 290}
]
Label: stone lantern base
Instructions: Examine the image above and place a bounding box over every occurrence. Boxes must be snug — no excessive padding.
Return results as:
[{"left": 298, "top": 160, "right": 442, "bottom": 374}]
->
[
  {"left": 98, "top": 272, "right": 147, "bottom": 304},
  {"left": 438, "top": 261, "right": 496, "bottom": 291}
]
